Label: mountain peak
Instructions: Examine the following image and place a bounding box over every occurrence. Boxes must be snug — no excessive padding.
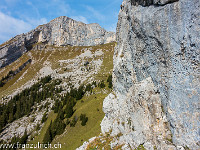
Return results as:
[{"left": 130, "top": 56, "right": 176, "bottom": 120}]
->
[
  {"left": 0, "top": 16, "right": 116, "bottom": 68},
  {"left": 49, "top": 16, "right": 78, "bottom": 24}
]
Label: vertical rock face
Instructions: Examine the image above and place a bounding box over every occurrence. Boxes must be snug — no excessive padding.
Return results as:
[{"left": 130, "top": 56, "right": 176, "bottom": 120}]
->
[
  {"left": 101, "top": 0, "right": 199, "bottom": 149},
  {"left": 0, "top": 16, "right": 115, "bottom": 68},
  {"left": 0, "top": 31, "right": 40, "bottom": 68}
]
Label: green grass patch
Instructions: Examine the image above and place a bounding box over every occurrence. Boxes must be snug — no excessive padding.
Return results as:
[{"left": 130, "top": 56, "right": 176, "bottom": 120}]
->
[
  {"left": 50, "top": 88, "right": 108, "bottom": 150},
  {"left": 29, "top": 111, "right": 57, "bottom": 145},
  {"left": 135, "top": 144, "right": 146, "bottom": 150},
  {"left": 0, "top": 63, "right": 31, "bottom": 96}
]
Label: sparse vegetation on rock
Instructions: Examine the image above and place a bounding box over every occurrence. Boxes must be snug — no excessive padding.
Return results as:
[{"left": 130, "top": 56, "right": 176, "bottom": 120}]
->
[
  {"left": 0, "top": 75, "right": 62, "bottom": 132},
  {"left": 98, "top": 80, "right": 105, "bottom": 88}
]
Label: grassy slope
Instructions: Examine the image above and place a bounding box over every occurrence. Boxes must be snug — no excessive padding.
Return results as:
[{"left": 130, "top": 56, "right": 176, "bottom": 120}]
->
[
  {"left": 0, "top": 50, "right": 52, "bottom": 98},
  {"left": 52, "top": 87, "right": 110, "bottom": 150},
  {"left": 29, "top": 111, "right": 57, "bottom": 144},
  {"left": 28, "top": 87, "right": 110, "bottom": 150},
  {"left": 93, "top": 43, "right": 115, "bottom": 81},
  {"left": 0, "top": 42, "right": 115, "bottom": 149},
  {"left": 0, "top": 43, "right": 115, "bottom": 99}
]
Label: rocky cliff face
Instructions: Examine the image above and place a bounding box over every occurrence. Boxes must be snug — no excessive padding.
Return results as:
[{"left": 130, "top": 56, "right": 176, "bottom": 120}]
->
[
  {"left": 101, "top": 0, "right": 200, "bottom": 149},
  {"left": 0, "top": 16, "right": 115, "bottom": 68},
  {"left": 130, "top": 0, "right": 178, "bottom": 6}
]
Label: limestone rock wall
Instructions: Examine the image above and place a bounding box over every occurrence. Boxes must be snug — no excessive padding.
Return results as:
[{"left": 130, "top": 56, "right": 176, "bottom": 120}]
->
[
  {"left": 101, "top": 0, "right": 200, "bottom": 149},
  {"left": 0, "top": 16, "right": 115, "bottom": 68},
  {"left": 130, "top": 0, "right": 178, "bottom": 6},
  {"left": 0, "top": 30, "right": 39, "bottom": 68},
  {"left": 37, "top": 16, "right": 115, "bottom": 46}
]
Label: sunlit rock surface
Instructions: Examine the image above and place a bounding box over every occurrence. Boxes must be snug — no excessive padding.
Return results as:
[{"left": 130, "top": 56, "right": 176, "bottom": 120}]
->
[
  {"left": 101, "top": 0, "right": 200, "bottom": 149},
  {"left": 0, "top": 16, "right": 115, "bottom": 68}
]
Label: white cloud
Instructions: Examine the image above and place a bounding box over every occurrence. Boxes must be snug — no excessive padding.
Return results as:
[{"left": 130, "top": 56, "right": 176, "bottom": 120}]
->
[
  {"left": 85, "top": 6, "right": 105, "bottom": 21},
  {"left": 26, "top": 1, "right": 40, "bottom": 18},
  {"left": 0, "top": 11, "right": 47, "bottom": 43},
  {"left": 46, "top": 0, "right": 71, "bottom": 17},
  {"left": 71, "top": 16, "right": 88, "bottom": 24},
  {"left": 26, "top": 17, "right": 48, "bottom": 27},
  {"left": 0, "top": 11, "right": 32, "bottom": 42}
]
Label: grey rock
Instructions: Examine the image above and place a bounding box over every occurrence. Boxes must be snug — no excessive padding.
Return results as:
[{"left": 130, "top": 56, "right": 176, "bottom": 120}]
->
[
  {"left": 37, "top": 16, "right": 115, "bottom": 46},
  {"left": 101, "top": 0, "right": 200, "bottom": 149},
  {"left": 0, "top": 31, "right": 39, "bottom": 68},
  {"left": 154, "top": 0, "right": 178, "bottom": 5},
  {"left": 0, "top": 16, "right": 116, "bottom": 68},
  {"left": 130, "top": 0, "right": 178, "bottom": 6}
]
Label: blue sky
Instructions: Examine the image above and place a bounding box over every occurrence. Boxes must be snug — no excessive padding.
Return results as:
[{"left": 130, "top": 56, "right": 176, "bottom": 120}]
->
[{"left": 0, "top": 0, "right": 123, "bottom": 44}]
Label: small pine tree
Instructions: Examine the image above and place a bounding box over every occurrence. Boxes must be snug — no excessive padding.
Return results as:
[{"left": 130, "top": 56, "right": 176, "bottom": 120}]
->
[
  {"left": 20, "top": 129, "right": 28, "bottom": 144},
  {"left": 36, "top": 123, "right": 40, "bottom": 131},
  {"left": 70, "top": 116, "right": 78, "bottom": 127},
  {"left": 0, "top": 80, "right": 4, "bottom": 87},
  {"left": 80, "top": 114, "right": 88, "bottom": 126},
  {"left": 41, "top": 112, "right": 48, "bottom": 123},
  {"left": 92, "top": 81, "right": 97, "bottom": 87},
  {"left": 108, "top": 81, "right": 113, "bottom": 89},
  {"left": 8, "top": 70, "right": 14, "bottom": 76},
  {"left": 85, "top": 84, "right": 92, "bottom": 92},
  {"left": 58, "top": 110, "right": 65, "bottom": 120},
  {"left": 107, "top": 75, "right": 113, "bottom": 89},
  {"left": 66, "top": 119, "right": 70, "bottom": 125},
  {"left": 76, "top": 85, "right": 85, "bottom": 100},
  {"left": 10, "top": 136, "right": 20, "bottom": 150},
  {"left": 53, "top": 100, "right": 61, "bottom": 113},
  {"left": 55, "top": 118, "right": 66, "bottom": 135},
  {"left": 43, "top": 121, "right": 53, "bottom": 144},
  {"left": 81, "top": 117, "right": 88, "bottom": 126},
  {"left": 65, "top": 101, "right": 74, "bottom": 118},
  {"left": 99, "top": 80, "right": 105, "bottom": 88}
]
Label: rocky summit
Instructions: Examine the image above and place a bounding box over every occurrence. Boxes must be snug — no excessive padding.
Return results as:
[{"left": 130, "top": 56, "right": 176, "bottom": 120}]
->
[
  {"left": 0, "top": 16, "right": 115, "bottom": 68},
  {"left": 100, "top": 0, "right": 200, "bottom": 149}
]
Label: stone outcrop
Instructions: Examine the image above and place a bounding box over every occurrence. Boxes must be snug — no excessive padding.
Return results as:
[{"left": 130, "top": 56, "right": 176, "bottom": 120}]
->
[
  {"left": 0, "top": 16, "right": 116, "bottom": 68},
  {"left": 130, "top": 0, "right": 178, "bottom": 6},
  {"left": 0, "top": 31, "right": 39, "bottom": 68},
  {"left": 101, "top": 0, "right": 200, "bottom": 149}
]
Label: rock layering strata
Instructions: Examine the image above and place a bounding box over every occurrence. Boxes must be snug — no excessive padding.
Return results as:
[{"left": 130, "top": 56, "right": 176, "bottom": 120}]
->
[
  {"left": 0, "top": 16, "right": 115, "bottom": 68},
  {"left": 101, "top": 0, "right": 200, "bottom": 149}
]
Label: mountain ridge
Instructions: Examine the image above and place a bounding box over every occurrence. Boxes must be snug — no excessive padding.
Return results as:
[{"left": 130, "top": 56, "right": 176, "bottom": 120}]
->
[{"left": 0, "top": 16, "right": 116, "bottom": 68}]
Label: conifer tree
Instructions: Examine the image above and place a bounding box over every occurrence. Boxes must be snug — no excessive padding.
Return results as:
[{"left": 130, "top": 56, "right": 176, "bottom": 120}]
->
[
  {"left": 41, "top": 112, "right": 48, "bottom": 123},
  {"left": 65, "top": 101, "right": 74, "bottom": 118},
  {"left": 20, "top": 129, "right": 28, "bottom": 144},
  {"left": 43, "top": 121, "right": 53, "bottom": 144},
  {"left": 107, "top": 75, "right": 113, "bottom": 88},
  {"left": 80, "top": 114, "right": 88, "bottom": 126}
]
